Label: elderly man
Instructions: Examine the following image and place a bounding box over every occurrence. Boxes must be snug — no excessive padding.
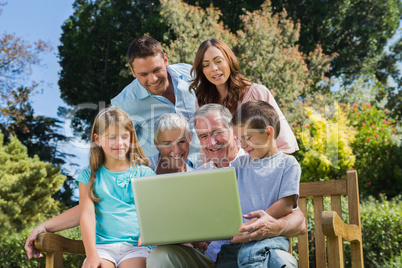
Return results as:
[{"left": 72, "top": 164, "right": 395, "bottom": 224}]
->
[{"left": 146, "top": 104, "right": 306, "bottom": 267}]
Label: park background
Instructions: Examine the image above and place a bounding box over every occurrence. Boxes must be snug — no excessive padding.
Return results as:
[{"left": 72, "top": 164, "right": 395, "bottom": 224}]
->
[{"left": 0, "top": 0, "right": 401, "bottom": 267}]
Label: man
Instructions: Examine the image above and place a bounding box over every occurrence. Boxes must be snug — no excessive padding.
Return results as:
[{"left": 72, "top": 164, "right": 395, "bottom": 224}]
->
[
  {"left": 111, "top": 36, "right": 199, "bottom": 167},
  {"left": 146, "top": 104, "right": 306, "bottom": 267}
]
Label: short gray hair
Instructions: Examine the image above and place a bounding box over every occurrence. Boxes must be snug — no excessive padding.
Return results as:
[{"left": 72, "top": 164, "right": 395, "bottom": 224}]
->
[
  {"left": 192, "top": 104, "right": 232, "bottom": 129},
  {"left": 154, "top": 113, "right": 190, "bottom": 143}
]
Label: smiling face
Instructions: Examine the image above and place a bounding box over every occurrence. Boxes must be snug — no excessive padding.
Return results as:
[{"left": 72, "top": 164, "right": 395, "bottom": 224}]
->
[
  {"left": 195, "top": 111, "right": 238, "bottom": 166},
  {"left": 130, "top": 53, "right": 169, "bottom": 96},
  {"left": 202, "top": 46, "right": 231, "bottom": 93},
  {"left": 95, "top": 124, "right": 131, "bottom": 164},
  {"left": 234, "top": 125, "right": 277, "bottom": 160},
  {"left": 155, "top": 128, "right": 191, "bottom": 170}
]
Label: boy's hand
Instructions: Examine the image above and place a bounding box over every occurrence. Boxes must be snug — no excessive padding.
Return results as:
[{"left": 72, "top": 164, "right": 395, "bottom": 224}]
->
[
  {"left": 138, "top": 235, "right": 142, "bottom": 247},
  {"left": 231, "top": 210, "right": 282, "bottom": 243}
]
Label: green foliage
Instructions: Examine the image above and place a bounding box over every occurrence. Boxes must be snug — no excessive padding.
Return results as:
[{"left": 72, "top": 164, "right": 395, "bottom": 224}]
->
[
  {"left": 235, "top": 2, "right": 333, "bottom": 106},
  {"left": 0, "top": 134, "right": 66, "bottom": 233},
  {"left": 0, "top": 227, "right": 84, "bottom": 268},
  {"left": 359, "top": 195, "right": 402, "bottom": 267},
  {"left": 59, "top": 0, "right": 167, "bottom": 140},
  {"left": 269, "top": 0, "right": 401, "bottom": 82},
  {"left": 292, "top": 103, "right": 355, "bottom": 182},
  {"left": 160, "top": 0, "right": 236, "bottom": 64},
  {"left": 342, "top": 103, "right": 402, "bottom": 198},
  {"left": 184, "top": 0, "right": 266, "bottom": 34}
]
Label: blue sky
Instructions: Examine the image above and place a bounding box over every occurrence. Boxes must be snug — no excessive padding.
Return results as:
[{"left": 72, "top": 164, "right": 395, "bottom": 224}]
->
[{"left": 0, "top": 0, "right": 75, "bottom": 117}]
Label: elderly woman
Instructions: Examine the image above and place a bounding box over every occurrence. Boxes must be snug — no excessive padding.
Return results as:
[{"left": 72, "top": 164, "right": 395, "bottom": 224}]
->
[{"left": 149, "top": 113, "right": 193, "bottom": 174}]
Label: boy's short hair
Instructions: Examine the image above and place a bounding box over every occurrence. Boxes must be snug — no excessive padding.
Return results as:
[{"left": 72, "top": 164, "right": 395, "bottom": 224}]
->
[
  {"left": 126, "top": 36, "right": 164, "bottom": 67},
  {"left": 231, "top": 100, "right": 281, "bottom": 139}
]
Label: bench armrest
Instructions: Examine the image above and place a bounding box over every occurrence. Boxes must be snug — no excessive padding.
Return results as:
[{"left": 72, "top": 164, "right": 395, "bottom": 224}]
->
[
  {"left": 321, "top": 211, "right": 362, "bottom": 243},
  {"left": 34, "top": 232, "right": 85, "bottom": 254}
]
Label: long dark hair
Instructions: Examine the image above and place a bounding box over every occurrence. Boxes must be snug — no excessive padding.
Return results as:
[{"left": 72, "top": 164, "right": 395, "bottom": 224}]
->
[{"left": 190, "top": 39, "right": 250, "bottom": 113}]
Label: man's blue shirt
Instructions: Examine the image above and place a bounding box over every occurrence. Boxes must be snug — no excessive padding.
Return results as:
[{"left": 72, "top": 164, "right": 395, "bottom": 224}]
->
[{"left": 111, "top": 63, "right": 200, "bottom": 167}]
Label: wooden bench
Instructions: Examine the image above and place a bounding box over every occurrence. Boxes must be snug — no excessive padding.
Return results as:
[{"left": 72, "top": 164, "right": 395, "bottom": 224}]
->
[{"left": 34, "top": 170, "right": 363, "bottom": 268}]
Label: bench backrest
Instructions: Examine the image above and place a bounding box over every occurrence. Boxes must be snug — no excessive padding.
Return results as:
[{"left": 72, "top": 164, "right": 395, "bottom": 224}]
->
[{"left": 296, "top": 170, "right": 364, "bottom": 267}]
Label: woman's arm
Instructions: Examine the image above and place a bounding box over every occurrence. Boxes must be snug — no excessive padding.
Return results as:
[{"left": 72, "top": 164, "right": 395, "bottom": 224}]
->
[
  {"left": 24, "top": 205, "right": 81, "bottom": 259},
  {"left": 79, "top": 182, "right": 101, "bottom": 268}
]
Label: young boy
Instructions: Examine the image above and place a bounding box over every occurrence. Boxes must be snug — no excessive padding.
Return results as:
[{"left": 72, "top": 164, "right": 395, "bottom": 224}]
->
[{"left": 216, "top": 100, "right": 301, "bottom": 267}]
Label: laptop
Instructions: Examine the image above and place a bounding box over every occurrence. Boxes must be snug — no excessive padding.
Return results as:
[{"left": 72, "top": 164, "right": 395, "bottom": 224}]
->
[{"left": 131, "top": 167, "right": 243, "bottom": 246}]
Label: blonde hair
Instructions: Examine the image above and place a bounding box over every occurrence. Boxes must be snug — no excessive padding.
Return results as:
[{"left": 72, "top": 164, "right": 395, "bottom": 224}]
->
[{"left": 88, "top": 107, "right": 149, "bottom": 202}]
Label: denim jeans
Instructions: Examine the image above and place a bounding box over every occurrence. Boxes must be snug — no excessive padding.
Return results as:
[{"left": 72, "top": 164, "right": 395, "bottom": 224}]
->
[{"left": 215, "top": 236, "right": 297, "bottom": 268}]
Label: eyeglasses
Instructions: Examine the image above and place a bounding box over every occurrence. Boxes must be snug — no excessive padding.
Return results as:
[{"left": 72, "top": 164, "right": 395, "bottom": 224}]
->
[{"left": 198, "top": 129, "right": 229, "bottom": 141}]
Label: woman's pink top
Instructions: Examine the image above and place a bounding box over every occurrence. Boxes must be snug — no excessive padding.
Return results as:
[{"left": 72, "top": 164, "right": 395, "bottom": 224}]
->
[{"left": 241, "top": 83, "right": 299, "bottom": 153}]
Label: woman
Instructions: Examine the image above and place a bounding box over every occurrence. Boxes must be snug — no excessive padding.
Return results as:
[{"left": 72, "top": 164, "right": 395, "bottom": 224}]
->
[
  {"left": 190, "top": 39, "right": 298, "bottom": 154},
  {"left": 149, "top": 113, "right": 193, "bottom": 174}
]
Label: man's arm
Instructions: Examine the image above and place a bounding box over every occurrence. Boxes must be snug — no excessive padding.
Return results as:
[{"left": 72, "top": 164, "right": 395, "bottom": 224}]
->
[
  {"left": 231, "top": 206, "right": 306, "bottom": 243},
  {"left": 24, "top": 205, "right": 81, "bottom": 259}
]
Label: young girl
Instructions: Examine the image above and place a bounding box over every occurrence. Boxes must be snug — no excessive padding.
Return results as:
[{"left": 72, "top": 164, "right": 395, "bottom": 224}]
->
[{"left": 78, "top": 107, "right": 155, "bottom": 268}]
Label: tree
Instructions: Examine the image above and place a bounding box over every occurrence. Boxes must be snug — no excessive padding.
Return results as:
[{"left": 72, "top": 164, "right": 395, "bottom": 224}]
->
[
  {"left": 268, "top": 0, "right": 401, "bottom": 82},
  {"left": 58, "top": 0, "right": 166, "bottom": 140},
  {"left": 375, "top": 37, "right": 402, "bottom": 121},
  {"left": 0, "top": 3, "right": 76, "bottom": 207},
  {"left": 0, "top": 134, "right": 65, "bottom": 233},
  {"left": 0, "top": 33, "right": 50, "bottom": 119}
]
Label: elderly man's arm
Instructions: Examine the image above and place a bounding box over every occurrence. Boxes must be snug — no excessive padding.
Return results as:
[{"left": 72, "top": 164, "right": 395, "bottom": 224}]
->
[
  {"left": 231, "top": 207, "right": 306, "bottom": 243},
  {"left": 24, "top": 205, "right": 81, "bottom": 259}
]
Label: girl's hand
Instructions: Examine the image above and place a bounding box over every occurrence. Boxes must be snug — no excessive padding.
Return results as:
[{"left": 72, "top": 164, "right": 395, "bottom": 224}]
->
[
  {"left": 82, "top": 255, "right": 102, "bottom": 268},
  {"left": 24, "top": 224, "right": 46, "bottom": 259}
]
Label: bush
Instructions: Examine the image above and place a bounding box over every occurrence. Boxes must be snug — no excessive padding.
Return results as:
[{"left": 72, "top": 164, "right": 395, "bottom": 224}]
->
[
  {"left": 0, "top": 227, "right": 84, "bottom": 268},
  {"left": 359, "top": 195, "right": 402, "bottom": 267},
  {"left": 342, "top": 103, "right": 402, "bottom": 198},
  {"left": 292, "top": 103, "right": 355, "bottom": 182}
]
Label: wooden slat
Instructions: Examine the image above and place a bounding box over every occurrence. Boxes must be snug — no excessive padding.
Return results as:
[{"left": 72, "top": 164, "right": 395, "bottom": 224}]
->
[
  {"left": 46, "top": 251, "right": 63, "bottom": 268},
  {"left": 300, "top": 180, "right": 347, "bottom": 198},
  {"left": 327, "top": 236, "right": 344, "bottom": 268},
  {"left": 346, "top": 171, "right": 360, "bottom": 226},
  {"left": 297, "top": 197, "right": 309, "bottom": 268},
  {"left": 313, "top": 196, "right": 326, "bottom": 267},
  {"left": 346, "top": 171, "right": 364, "bottom": 267},
  {"left": 331, "top": 195, "right": 342, "bottom": 220}
]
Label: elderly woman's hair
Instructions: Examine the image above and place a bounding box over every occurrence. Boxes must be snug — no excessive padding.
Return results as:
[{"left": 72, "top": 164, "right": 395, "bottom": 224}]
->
[
  {"left": 154, "top": 113, "right": 191, "bottom": 143},
  {"left": 192, "top": 104, "right": 232, "bottom": 129}
]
